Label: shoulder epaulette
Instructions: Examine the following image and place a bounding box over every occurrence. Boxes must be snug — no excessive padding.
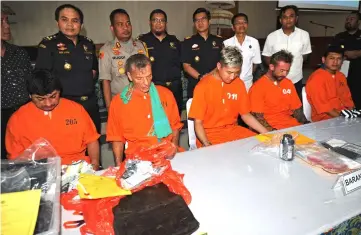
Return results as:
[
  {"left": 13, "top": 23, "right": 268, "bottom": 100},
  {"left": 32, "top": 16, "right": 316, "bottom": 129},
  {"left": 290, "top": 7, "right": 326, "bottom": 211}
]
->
[
  {"left": 83, "top": 36, "right": 93, "bottom": 42},
  {"left": 216, "top": 35, "right": 223, "bottom": 38},
  {"left": 42, "top": 34, "right": 57, "bottom": 41},
  {"left": 184, "top": 36, "right": 191, "bottom": 40}
]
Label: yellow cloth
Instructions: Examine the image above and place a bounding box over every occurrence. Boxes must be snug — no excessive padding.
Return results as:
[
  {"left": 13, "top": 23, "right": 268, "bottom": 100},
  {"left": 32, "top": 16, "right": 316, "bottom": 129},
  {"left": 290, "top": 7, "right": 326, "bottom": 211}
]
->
[
  {"left": 256, "top": 131, "right": 316, "bottom": 145},
  {"left": 1, "top": 189, "right": 42, "bottom": 235},
  {"left": 77, "top": 174, "right": 131, "bottom": 199}
]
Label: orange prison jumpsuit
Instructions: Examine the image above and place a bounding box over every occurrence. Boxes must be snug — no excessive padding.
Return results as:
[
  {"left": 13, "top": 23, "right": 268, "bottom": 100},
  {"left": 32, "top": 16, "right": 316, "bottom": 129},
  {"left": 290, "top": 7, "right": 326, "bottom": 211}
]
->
[
  {"left": 306, "top": 68, "right": 354, "bottom": 122},
  {"left": 249, "top": 75, "right": 302, "bottom": 130},
  {"left": 188, "top": 74, "right": 255, "bottom": 147},
  {"left": 6, "top": 98, "right": 100, "bottom": 164},
  {"left": 106, "top": 85, "right": 183, "bottom": 155}
]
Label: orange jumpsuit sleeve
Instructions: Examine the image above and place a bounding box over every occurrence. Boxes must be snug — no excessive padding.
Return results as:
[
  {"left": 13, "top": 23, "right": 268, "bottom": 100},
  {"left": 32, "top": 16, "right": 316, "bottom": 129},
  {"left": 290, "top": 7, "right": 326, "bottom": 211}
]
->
[
  {"left": 339, "top": 76, "right": 355, "bottom": 109},
  {"left": 188, "top": 82, "right": 207, "bottom": 120},
  {"left": 249, "top": 82, "right": 265, "bottom": 113},
  {"left": 289, "top": 83, "right": 302, "bottom": 110},
  {"left": 165, "top": 92, "right": 184, "bottom": 131},
  {"left": 238, "top": 80, "right": 251, "bottom": 115},
  {"left": 307, "top": 76, "right": 334, "bottom": 114},
  {"left": 80, "top": 106, "right": 100, "bottom": 145},
  {"left": 106, "top": 96, "right": 126, "bottom": 143},
  {"left": 5, "top": 114, "right": 26, "bottom": 159}
]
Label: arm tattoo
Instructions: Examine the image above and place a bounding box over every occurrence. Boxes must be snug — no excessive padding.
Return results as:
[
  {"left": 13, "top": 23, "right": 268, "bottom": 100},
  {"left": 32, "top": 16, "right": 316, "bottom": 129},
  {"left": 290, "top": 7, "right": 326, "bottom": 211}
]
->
[
  {"left": 293, "top": 107, "right": 309, "bottom": 124},
  {"left": 251, "top": 112, "right": 276, "bottom": 131}
]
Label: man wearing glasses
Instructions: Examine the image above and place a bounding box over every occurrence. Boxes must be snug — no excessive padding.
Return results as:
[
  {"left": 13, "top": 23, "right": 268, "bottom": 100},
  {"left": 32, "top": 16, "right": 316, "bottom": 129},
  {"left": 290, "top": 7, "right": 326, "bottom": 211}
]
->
[
  {"left": 99, "top": 8, "right": 147, "bottom": 110},
  {"left": 181, "top": 8, "right": 223, "bottom": 98},
  {"left": 138, "top": 9, "right": 183, "bottom": 115}
]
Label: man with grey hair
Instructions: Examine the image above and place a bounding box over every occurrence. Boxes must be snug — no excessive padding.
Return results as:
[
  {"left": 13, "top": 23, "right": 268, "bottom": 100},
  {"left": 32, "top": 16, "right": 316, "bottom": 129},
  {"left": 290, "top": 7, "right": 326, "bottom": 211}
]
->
[
  {"left": 188, "top": 46, "right": 267, "bottom": 148},
  {"left": 106, "top": 54, "right": 183, "bottom": 164},
  {"left": 249, "top": 50, "right": 308, "bottom": 131},
  {"left": 1, "top": 4, "right": 32, "bottom": 159}
]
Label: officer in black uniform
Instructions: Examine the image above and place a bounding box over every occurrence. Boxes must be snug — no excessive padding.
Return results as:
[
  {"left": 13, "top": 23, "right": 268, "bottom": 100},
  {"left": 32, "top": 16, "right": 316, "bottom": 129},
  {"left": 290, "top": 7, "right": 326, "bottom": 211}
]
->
[
  {"left": 35, "top": 4, "right": 100, "bottom": 132},
  {"left": 181, "top": 8, "right": 223, "bottom": 98},
  {"left": 333, "top": 11, "right": 361, "bottom": 109},
  {"left": 138, "top": 9, "right": 183, "bottom": 114}
]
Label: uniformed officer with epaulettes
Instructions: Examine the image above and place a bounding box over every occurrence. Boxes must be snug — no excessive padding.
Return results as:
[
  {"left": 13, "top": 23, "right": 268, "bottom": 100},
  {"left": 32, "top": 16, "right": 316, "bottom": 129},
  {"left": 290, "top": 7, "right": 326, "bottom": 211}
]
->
[
  {"left": 35, "top": 4, "right": 100, "bottom": 132},
  {"left": 98, "top": 9, "right": 147, "bottom": 110},
  {"left": 181, "top": 8, "right": 223, "bottom": 98},
  {"left": 333, "top": 11, "right": 361, "bottom": 109},
  {"left": 138, "top": 9, "right": 183, "bottom": 115}
]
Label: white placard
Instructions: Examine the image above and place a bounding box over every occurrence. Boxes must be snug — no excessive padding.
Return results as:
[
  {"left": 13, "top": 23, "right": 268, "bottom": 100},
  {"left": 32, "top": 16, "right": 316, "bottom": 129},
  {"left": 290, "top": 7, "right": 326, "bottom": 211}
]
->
[{"left": 342, "top": 168, "right": 361, "bottom": 194}]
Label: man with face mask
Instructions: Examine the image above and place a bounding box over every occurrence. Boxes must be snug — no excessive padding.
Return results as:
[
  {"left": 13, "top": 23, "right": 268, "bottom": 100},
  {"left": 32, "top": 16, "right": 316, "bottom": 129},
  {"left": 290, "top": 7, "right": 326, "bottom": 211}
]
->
[
  {"left": 333, "top": 11, "right": 361, "bottom": 109},
  {"left": 35, "top": 4, "right": 100, "bottom": 133},
  {"left": 5, "top": 70, "right": 100, "bottom": 169},
  {"left": 306, "top": 46, "right": 357, "bottom": 122},
  {"left": 106, "top": 54, "right": 183, "bottom": 165},
  {"left": 99, "top": 8, "right": 147, "bottom": 110},
  {"left": 138, "top": 9, "right": 182, "bottom": 115},
  {"left": 188, "top": 47, "right": 267, "bottom": 148},
  {"left": 249, "top": 50, "right": 308, "bottom": 131},
  {"left": 1, "top": 4, "right": 32, "bottom": 159}
]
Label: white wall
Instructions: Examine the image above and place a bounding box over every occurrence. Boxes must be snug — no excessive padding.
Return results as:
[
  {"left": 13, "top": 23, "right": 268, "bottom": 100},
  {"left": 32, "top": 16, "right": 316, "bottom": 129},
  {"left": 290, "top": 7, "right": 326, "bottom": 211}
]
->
[{"left": 5, "top": 1, "right": 206, "bottom": 46}]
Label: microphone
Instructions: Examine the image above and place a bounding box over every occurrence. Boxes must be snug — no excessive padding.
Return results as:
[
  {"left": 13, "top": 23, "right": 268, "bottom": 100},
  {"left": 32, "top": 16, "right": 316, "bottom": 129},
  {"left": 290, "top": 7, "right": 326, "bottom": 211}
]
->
[{"left": 309, "top": 21, "right": 334, "bottom": 29}]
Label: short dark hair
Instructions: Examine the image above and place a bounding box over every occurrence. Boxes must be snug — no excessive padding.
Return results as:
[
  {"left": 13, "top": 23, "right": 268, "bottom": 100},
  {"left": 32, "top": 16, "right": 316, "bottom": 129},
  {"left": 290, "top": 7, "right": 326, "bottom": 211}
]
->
[
  {"left": 232, "top": 13, "right": 248, "bottom": 25},
  {"left": 270, "top": 50, "right": 294, "bottom": 66},
  {"left": 27, "top": 70, "right": 62, "bottom": 96},
  {"left": 125, "top": 54, "right": 151, "bottom": 74},
  {"left": 55, "top": 4, "right": 83, "bottom": 24},
  {"left": 350, "top": 11, "right": 361, "bottom": 20},
  {"left": 149, "top": 9, "right": 167, "bottom": 22},
  {"left": 280, "top": 5, "right": 299, "bottom": 17},
  {"left": 193, "top": 8, "right": 211, "bottom": 22},
  {"left": 323, "top": 45, "right": 344, "bottom": 58},
  {"left": 109, "top": 9, "right": 130, "bottom": 26}
]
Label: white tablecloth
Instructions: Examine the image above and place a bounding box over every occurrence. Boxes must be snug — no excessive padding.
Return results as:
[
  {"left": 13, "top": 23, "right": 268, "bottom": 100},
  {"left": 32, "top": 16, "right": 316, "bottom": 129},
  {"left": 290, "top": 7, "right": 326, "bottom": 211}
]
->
[{"left": 62, "top": 117, "right": 361, "bottom": 235}]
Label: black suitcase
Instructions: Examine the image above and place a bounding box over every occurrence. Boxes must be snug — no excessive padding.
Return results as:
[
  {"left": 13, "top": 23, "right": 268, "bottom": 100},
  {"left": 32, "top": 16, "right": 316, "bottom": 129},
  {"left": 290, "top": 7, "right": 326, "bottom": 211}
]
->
[{"left": 113, "top": 183, "right": 200, "bottom": 235}]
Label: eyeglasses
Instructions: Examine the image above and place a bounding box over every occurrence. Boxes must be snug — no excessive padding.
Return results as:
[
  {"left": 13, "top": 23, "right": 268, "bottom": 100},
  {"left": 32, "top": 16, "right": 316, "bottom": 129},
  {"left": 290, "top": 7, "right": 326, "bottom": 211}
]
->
[
  {"left": 194, "top": 16, "right": 208, "bottom": 23},
  {"left": 151, "top": 18, "right": 166, "bottom": 24}
]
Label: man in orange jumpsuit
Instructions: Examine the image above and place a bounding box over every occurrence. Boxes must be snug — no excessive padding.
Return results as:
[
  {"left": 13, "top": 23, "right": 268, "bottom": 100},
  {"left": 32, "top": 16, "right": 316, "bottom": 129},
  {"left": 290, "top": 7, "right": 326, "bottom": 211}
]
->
[
  {"left": 249, "top": 50, "right": 309, "bottom": 131},
  {"left": 106, "top": 54, "right": 183, "bottom": 165},
  {"left": 188, "top": 46, "right": 267, "bottom": 147},
  {"left": 6, "top": 70, "right": 100, "bottom": 169},
  {"left": 306, "top": 46, "right": 357, "bottom": 122}
]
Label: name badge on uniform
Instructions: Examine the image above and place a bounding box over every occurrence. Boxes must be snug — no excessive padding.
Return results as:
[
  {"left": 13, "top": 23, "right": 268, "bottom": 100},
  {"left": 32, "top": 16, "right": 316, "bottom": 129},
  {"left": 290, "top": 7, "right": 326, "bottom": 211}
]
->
[{"left": 192, "top": 44, "right": 199, "bottom": 50}]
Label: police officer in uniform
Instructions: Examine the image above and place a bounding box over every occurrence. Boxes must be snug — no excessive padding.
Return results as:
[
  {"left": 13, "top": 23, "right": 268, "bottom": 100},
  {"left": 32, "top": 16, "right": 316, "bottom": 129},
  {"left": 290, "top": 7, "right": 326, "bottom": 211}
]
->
[
  {"left": 138, "top": 9, "right": 183, "bottom": 114},
  {"left": 35, "top": 4, "right": 100, "bottom": 132},
  {"left": 334, "top": 11, "right": 361, "bottom": 109},
  {"left": 181, "top": 8, "right": 223, "bottom": 98},
  {"left": 99, "top": 9, "right": 147, "bottom": 110}
]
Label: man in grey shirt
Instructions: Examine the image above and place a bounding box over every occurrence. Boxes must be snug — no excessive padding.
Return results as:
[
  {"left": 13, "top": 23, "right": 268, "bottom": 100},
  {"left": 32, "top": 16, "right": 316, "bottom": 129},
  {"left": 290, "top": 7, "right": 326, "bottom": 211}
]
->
[{"left": 99, "top": 8, "right": 147, "bottom": 110}]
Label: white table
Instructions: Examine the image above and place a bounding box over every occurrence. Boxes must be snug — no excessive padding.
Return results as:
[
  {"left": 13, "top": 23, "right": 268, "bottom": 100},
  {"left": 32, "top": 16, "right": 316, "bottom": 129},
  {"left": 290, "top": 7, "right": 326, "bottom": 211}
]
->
[{"left": 62, "top": 117, "right": 361, "bottom": 235}]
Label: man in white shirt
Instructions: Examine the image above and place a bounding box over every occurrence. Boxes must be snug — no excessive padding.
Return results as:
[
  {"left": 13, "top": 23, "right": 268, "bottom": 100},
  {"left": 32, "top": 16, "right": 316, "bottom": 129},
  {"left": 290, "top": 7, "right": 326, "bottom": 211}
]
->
[
  {"left": 262, "top": 5, "right": 312, "bottom": 100},
  {"left": 223, "top": 13, "right": 261, "bottom": 91}
]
